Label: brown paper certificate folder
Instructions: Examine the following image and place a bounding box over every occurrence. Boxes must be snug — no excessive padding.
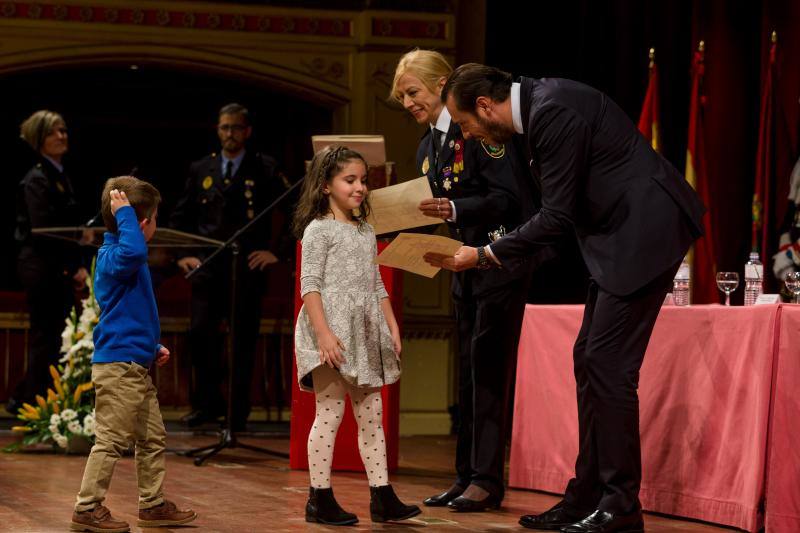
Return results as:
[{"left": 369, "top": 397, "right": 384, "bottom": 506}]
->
[
  {"left": 375, "top": 233, "right": 463, "bottom": 278},
  {"left": 367, "top": 177, "right": 442, "bottom": 235}
]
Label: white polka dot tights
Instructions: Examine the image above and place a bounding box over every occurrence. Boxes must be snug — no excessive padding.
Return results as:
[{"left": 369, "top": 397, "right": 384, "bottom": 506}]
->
[{"left": 307, "top": 365, "right": 388, "bottom": 489}]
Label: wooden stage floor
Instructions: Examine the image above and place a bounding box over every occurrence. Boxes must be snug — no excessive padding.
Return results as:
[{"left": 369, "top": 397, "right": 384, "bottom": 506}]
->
[{"left": 0, "top": 433, "right": 738, "bottom": 532}]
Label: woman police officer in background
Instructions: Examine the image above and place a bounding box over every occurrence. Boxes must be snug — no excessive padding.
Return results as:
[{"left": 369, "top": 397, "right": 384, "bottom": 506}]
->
[{"left": 8, "top": 110, "right": 88, "bottom": 414}]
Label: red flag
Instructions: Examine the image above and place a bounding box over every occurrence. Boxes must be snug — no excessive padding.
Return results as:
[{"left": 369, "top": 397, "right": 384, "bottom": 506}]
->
[
  {"left": 752, "top": 33, "right": 778, "bottom": 263},
  {"left": 685, "top": 41, "right": 718, "bottom": 304},
  {"left": 638, "top": 48, "right": 661, "bottom": 153}
]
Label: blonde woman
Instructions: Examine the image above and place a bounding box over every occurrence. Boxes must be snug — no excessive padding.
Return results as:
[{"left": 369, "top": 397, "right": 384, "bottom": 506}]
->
[
  {"left": 9, "top": 111, "right": 88, "bottom": 415},
  {"left": 391, "top": 50, "right": 543, "bottom": 512}
]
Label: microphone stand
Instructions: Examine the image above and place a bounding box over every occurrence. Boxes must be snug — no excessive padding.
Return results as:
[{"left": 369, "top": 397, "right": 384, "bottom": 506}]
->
[{"left": 178, "top": 177, "right": 303, "bottom": 466}]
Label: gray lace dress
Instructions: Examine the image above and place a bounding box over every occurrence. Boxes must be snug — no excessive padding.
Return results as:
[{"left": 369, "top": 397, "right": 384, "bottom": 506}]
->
[{"left": 294, "top": 218, "right": 401, "bottom": 392}]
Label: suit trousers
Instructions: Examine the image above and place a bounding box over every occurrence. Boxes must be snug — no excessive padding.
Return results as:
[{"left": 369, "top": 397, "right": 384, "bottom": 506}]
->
[
  {"left": 453, "top": 275, "right": 529, "bottom": 499},
  {"left": 75, "top": 362, "right": 166, "bottom": 512},
  {"left": 188, "top": 261, "right": 266, "bottom": 424},
  {"left": 563, "top": 261, "right": 680, "bottom": 514}
]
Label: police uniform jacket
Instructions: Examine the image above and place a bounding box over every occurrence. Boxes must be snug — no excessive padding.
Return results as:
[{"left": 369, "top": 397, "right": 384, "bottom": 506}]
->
[
  {"left": 170, "top": 150, "right": 288, "bottom": 264},
  {"left": 15, "top": 157, "right": 84, "bottom": 277},
  {"left": 416, "top": 121, "right": 535, "bottom": 297}
]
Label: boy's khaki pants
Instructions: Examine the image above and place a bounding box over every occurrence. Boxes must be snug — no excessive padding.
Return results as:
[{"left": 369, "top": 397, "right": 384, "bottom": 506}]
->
[{"left": 75, "top": 362, "right": 166, "bottom": 512}]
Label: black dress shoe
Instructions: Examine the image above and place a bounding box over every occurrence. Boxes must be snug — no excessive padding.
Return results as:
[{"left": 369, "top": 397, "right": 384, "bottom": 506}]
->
[
  {"left": 446, "top": 493, "right": 501, "bottom": 512},
  {"left": 560, "top": 509, "right": 644, "bottom": 533},
  {"left": 520, "top": 501, "right": 592, "bottom": 530},
  {"left": 181, "top": 410, "right": 222, "bottom": 428},
  {"left": 423, "top": 485, "right": 465, "bottom": 507}
]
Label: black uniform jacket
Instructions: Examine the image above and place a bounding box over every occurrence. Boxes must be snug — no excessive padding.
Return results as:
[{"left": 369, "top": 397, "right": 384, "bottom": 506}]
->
[
  {"left": 170, "top": 150, "right": 289, "bottom": 264},
  {"left": 491, "top": 77, "right": 706, "bottom": 296},
  {"left": 15, "top": 157, "right": 84, "bottom": 277},
  {"left": 416, "top": 122, "right": 547, "bottom": 297}
]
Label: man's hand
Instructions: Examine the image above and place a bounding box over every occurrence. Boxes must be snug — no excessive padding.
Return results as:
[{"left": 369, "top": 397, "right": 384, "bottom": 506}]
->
[
  {"left": 317, "top": 329, "right": 346, "bottom": 369},
  {"left": 72, "top": 267, "right": 89, "bottom": 290},
  {"left": 248, "top": 250, "right": 279, "bottom": 271},
  {"left": 177, "top": 257, "right": 202, "bottom": 273},
  {"left": 109, "top": 189, "right": 130, "bottom": 215},
  {"left": 156, "top": 345, "right": 170, "bottom": 367},
  {"left": 419, "top": 197, "right": 453, "bottom": 220},
  {"left": 424, "top": 246, "right": 479, "bottom": 272}
]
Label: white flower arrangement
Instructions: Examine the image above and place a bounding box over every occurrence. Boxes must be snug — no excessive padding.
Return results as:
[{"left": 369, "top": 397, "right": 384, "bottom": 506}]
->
[{"left": 6, "top": 259, "right": 100, "bottom": 452}]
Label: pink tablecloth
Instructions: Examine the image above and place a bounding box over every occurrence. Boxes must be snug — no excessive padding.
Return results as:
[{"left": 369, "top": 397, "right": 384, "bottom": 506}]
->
[
  {"left": 765, "top": 305, "right": 800, "bottom": 532},
  {"left": 509, "top": 304, "right": 796, "bottom": 532}
]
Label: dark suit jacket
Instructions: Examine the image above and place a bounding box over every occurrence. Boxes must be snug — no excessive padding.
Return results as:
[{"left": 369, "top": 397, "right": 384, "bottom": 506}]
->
[
  {"left": 14, "top": 157, "right": 84, "bottom": 277},
  {"left": 491, "top": 77, "right": 706, "bottom": 296},
  {"left": 416, "top": 121, "right": 538, "bottom": 297},
  {"left": 170, "top": 150, "right": 289, "bottom": 263}
]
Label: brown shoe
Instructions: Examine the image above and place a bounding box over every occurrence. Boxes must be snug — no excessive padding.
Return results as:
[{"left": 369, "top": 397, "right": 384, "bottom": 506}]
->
[
  {"left": 70, "top": 505, "right": 130, "bottom": 532},
  {"left": 138, "top": 499, "right": 197, "bottom": 527}
]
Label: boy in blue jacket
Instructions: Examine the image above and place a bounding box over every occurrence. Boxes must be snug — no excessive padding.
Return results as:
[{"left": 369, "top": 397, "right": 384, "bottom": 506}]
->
[{"left": 71, "top": 177, "right": 197, "bottom": 533}]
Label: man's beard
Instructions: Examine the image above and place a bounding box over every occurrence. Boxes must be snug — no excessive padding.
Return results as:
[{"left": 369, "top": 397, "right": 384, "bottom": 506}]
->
[{"left": 476, "top": 114, "right": 515, "bottom": 144}]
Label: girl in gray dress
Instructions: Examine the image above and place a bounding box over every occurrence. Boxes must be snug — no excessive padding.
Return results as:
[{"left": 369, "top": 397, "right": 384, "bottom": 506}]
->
[{"left": 292, "top": 146, "right": 420, "bottom": 526}]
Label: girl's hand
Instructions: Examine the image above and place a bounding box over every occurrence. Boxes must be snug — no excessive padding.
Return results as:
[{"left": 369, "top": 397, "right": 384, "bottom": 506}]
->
[
  {"left": 391, "top": 328, "right": 402, "bottom": 356},
  {"left": 317, "top": 330, "right": 346, "bottom": 368}
]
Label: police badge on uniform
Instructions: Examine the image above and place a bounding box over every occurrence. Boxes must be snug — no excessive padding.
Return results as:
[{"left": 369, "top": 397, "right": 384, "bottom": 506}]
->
[
  {"left": 422, "top": 156, "right": 430, "bottom": 175},
  {"left": 202, "top": 176, "right": 213, "bottom": 190}
]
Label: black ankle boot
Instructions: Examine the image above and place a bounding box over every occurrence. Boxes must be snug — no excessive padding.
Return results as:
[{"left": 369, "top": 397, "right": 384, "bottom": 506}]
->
[
  {"left": 305, "top": 487, "right": 358, "bottom": 526},
  {"left": 370, "top": 484, "right": 421, "bottom": 522}
]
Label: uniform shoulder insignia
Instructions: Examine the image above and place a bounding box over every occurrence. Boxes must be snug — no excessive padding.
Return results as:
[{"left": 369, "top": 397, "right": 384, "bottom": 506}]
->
[
  {"left": 35, "top": 163, "right": 42, "bottom": 168},
  {"left": 480, "top": 140, "right": 506, "bottom": 159}
]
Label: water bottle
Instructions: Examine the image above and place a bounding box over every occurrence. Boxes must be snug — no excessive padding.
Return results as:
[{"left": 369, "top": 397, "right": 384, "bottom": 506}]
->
[
  {"left": 744, "top": 252, "right": 764, "bottom": 306},
  {"left": 673, "top": 257, "right": 691, "bottom": 306}
]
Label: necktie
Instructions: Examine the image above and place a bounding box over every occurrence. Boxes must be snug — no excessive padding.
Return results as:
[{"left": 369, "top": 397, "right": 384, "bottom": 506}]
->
[
  {"left": 433, "top": 128, "right": 444, "bottom": 167},
  {"left": 224, "top": 160, "right": 233, "bottom": 185}
]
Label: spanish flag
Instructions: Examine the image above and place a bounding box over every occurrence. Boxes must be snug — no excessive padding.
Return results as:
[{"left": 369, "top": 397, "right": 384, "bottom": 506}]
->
[
  {"left": 637, "top": 48, "right": 661, "bottom": 153},
  {"left": 752, "top": 32, "right": 778, "bottom": 264},
  {"left": 685, "top": 41, "right": 718, "bottom": 304}
]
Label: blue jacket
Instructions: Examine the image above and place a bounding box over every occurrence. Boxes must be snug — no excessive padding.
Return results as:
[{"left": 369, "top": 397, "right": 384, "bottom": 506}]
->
[{"left": 92, "top": 206, "right": 161, "bottom": 366}]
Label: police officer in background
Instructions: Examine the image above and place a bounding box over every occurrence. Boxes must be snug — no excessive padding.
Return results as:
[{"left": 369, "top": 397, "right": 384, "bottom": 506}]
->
[
  {"left": 171, "top": 103, "right": 289, "bottom": 431},
  {"left": 9, "top": 110, "right": 88, "bottom": 415}
]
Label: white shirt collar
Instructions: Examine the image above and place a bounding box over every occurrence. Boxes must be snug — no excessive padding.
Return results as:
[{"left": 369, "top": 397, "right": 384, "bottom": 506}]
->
[
  {"left": 43, "top": 155, "right": 64, "bottom": 173},
  {"left": 431, "top": 105, "right": 451, "bottom": 133},
  {"left": 511, "top": 82, "right": 524, "bottom": 134},
  {"left": 221, "top": 149, "right": 246, "bottom": 174}
]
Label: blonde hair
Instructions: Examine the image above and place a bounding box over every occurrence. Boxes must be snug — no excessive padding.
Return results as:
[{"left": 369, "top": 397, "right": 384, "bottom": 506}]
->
[
  {"left": 20, "top": 110, "right": 65, "bottom": 152},
  {"left": 390, "top": 49, "right": 453, "bottom": 102}
]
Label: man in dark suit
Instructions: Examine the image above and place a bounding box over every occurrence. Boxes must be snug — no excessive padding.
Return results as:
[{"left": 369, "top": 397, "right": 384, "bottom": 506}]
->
[
  {"left": 170, "top": 103, "right": 289, "bottom": 431},
  {"left": 428, "top": 64, "right": 706, "bottom": 533}
]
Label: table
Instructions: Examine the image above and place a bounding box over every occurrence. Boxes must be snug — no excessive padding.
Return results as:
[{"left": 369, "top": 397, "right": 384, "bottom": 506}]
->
[{"left": 509, "top": 304, "right": 799, "bottom": 532}]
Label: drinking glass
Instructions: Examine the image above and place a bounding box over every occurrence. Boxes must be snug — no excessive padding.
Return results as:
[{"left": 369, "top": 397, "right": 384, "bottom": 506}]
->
[
  {"left": 785, "top": 272, "right": 800, "bottom": 304},
  {"left": 716, "top": 272, "right": 739, "bottom": 306}
]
